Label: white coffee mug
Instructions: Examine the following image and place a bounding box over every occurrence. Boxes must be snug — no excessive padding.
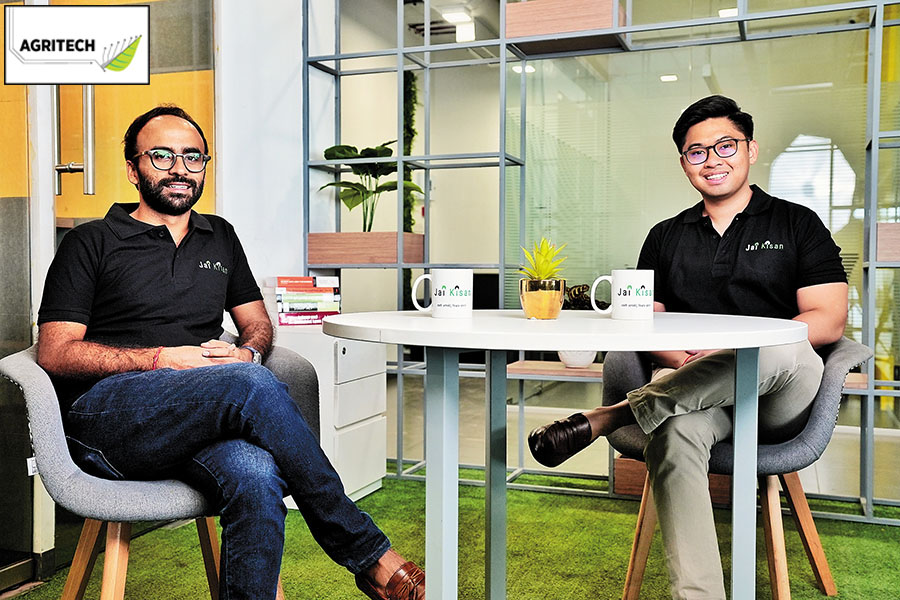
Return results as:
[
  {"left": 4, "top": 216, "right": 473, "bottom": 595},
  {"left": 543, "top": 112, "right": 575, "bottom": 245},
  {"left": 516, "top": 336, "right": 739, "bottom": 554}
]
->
[
  {"left": 411, "top": 268, "right": 474, "bottom": 318},
  {"left": 590, "top": 269, "right": 654, "bottom": 320}
]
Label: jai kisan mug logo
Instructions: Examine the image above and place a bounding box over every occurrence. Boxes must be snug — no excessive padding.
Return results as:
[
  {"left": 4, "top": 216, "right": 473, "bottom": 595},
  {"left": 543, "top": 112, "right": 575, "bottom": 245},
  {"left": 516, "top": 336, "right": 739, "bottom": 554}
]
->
[{"left": 4, "top": 5, "right": 150, "bottom": 85}]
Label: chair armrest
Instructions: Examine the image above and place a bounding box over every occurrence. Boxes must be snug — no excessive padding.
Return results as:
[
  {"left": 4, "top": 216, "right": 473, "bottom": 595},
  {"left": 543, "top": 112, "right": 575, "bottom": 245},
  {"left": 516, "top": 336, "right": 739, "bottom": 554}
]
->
[
  {"left": 218, "top": 330, "right": 320, "bottom": 439},
  {"left": 0, "top": 346, "right": 85, "bottom": 502},
  {"left": 264, "top": 346, "right": 320, "bottom": 440}
]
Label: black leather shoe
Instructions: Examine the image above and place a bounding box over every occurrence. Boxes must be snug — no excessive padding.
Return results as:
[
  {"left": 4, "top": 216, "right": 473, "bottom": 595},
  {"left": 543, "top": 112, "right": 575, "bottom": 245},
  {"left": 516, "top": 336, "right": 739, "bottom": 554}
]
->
[{"left": 528, "top": 413, "right": 593, "bottom": 468}]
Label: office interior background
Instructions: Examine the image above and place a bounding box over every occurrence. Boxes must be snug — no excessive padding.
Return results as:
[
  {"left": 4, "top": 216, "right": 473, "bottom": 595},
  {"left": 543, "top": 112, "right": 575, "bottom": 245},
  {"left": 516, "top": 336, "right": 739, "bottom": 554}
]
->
[{"left": 1, "top": 0, "right": 898, "bottom": 593}]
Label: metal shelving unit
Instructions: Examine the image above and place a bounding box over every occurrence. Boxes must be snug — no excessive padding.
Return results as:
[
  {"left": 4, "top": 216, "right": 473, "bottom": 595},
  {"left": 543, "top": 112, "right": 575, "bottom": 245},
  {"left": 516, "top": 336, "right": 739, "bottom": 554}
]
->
[{"left": 302, "top": 0, "right": 900, "bottom": 526}]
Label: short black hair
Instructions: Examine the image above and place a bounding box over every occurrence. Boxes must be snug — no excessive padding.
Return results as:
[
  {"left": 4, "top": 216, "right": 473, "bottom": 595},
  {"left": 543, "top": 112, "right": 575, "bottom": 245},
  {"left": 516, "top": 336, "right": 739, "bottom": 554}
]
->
[
  {"left": 672, "top": 95, "right": 754, "bottom": 152},
  {"left": 123, "top": 105, "right": 209, "bottom": 161}
]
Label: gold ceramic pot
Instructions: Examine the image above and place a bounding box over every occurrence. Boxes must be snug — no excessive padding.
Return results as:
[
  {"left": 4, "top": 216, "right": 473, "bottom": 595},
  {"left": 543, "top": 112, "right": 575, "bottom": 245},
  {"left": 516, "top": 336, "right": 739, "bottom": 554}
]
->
[{"left": 519, "top": 279, "right": 565, "bottom": 319}]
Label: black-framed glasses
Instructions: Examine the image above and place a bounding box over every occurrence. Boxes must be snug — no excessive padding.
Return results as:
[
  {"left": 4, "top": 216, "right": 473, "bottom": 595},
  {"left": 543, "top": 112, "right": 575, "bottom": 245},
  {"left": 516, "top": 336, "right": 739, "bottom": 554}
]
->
[
  {"left": 681, "top": 138, "right": 751, "bottom": 165},
  {"left": 132, "top": 148, "right": 211, "bottom": 173}
]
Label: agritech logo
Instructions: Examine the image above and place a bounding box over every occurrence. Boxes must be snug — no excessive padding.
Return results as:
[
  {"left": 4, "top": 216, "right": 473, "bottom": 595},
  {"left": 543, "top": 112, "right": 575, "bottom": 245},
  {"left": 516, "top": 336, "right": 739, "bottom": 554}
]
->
[{"left": 4, "top": 5, "right": 149, "bottom": 85}]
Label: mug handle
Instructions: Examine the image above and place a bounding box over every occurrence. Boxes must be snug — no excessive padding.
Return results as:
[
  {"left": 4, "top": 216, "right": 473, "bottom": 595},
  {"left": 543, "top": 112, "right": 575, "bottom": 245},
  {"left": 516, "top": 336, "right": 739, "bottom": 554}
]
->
[
  {"left": 590, "top": 276, "right": 613, "bottom": 314},
  {"left": 411, "top": 274, "right": 433, "bottom": 312}
]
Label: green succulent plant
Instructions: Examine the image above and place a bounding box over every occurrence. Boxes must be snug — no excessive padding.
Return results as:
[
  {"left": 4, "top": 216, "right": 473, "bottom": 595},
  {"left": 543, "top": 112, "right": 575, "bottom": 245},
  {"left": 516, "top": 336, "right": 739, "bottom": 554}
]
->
[
  {"left": 319, "top": 141, "right": 423, "bottom": 232},
  {"left": 519, "top": 237, "right": 568, "bottom": 280}
]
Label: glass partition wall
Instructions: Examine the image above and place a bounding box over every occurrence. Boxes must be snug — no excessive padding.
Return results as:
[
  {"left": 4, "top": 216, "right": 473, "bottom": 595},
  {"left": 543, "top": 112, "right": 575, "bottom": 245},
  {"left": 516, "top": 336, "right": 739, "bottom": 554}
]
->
[
  {"left": 308, "top": 0, "right": 899, "bottom": 524},
  {"left": 511, "top": 22, "right": 900, "bottom": 518},
  {"left": 511, "top": 4, "right": 899, "bottom": 522}
]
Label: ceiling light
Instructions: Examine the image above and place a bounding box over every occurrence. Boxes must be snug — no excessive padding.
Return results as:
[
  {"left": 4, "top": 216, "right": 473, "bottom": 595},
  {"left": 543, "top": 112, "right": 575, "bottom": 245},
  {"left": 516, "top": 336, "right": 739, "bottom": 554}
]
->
[
  {"left": 771, "top": 82, "right": 834, "bottom": 93},
  {"left": 512, "top": 65, "right": 536, "bottom": 74},
  {"left": 660, "top": 74, "right": 678, "bottom": 82},
  {"left": 441, "top": 5, "right": 472, "bottom": 24},
  {"left": 718, "top": 8, "right": 739, "bottom": 18},
  {"left": 455, "top": 21, "right": 475, "bottom": 43}
]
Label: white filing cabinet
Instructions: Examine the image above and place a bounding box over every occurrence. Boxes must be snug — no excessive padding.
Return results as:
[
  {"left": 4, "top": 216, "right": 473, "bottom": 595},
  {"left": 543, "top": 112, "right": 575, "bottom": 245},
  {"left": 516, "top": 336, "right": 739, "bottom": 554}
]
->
[{"left": 275, "top": 325, "right": 387, "bottom": 502}]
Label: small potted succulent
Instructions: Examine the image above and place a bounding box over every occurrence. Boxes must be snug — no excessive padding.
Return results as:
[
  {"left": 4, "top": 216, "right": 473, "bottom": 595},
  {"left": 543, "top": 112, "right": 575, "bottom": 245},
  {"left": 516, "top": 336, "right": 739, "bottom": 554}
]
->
[{"left": 518, "top": 237, "right": 568, "bottom": 319}]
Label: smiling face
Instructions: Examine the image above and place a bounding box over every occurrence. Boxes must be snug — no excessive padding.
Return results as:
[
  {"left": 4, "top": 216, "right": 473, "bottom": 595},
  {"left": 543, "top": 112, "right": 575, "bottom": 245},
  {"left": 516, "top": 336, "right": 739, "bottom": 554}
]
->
[
  {"left": 679, "top": 116, "right": 758, "bottom": 205},
  {"left": 126, "top": 114, "right": 206, "bottom": 216}
]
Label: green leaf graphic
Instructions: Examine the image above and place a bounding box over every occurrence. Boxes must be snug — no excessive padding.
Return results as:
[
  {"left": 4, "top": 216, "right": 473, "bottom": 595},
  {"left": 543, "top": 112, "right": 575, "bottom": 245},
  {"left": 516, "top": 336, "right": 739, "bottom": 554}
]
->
[{"left": 103, "top": 36, "right": 141, "bottom": 72}]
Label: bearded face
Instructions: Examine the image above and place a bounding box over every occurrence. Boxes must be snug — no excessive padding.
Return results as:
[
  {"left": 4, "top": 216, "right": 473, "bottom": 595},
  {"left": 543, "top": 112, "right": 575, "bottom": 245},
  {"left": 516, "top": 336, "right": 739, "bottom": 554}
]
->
[
  {"left": 126, "top": 115, "right": 208, "bottom": 217},
  {"left": 134, "top": 165, "right": 205, "bottom": 216}
]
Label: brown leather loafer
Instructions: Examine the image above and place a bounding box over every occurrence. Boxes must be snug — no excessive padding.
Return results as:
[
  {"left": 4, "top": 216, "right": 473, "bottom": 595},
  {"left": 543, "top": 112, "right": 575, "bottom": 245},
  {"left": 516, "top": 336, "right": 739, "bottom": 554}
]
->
[
  {"left": 356, "top": 561, "right": 425, "bottom": 600},
  {"left": 528, "top": 412, "right": 593, "bottom": 467}
]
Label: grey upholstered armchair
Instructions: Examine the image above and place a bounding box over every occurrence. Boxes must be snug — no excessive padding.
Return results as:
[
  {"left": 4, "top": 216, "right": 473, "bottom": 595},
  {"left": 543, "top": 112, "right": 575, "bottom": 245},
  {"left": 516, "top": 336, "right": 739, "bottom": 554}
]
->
[
  {"left": 601, "top": 336, "right": 872, "bottom": 599},
  {"left": 0, "top": 340, "right": 318, "bottom": 599}
]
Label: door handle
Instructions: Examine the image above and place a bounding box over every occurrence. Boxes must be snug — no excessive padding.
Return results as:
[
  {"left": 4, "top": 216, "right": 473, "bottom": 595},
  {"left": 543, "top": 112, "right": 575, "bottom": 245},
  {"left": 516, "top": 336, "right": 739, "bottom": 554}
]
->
[
  {"left": 52, "top": 84, "right": 96, "bottom": 195},
  {"left": 82, "top": 85, "right": 95, "bottom": 195}
]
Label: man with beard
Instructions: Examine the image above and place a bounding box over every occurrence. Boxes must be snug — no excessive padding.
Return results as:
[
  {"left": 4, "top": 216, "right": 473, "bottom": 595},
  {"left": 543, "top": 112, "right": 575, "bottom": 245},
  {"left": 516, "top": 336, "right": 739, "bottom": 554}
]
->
[{"left": 36, "top": 105, "right": 425, "bottom": 600}]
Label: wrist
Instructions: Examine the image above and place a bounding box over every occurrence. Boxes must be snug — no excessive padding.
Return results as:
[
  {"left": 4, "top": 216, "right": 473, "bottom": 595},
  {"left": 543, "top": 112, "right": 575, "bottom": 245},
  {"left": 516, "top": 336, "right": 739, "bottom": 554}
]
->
[
  {"left": 151, "top": 346, "right": 164, "bottom": 370},
  {"left": 679, "top": 353, "right": 692, "bottom": 368},
  {"left": 240, "top": 345, "right": 262, "bottom": 365}
]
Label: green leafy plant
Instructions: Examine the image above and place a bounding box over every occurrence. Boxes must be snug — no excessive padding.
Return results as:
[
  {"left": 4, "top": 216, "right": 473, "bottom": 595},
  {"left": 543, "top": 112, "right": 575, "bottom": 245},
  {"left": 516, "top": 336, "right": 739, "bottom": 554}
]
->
[
  {"left": 519, "top": 237, "right": 568, "bottom": 280},
  {"left": 319, "top": 141, "right": 423, "bottom": 232}
]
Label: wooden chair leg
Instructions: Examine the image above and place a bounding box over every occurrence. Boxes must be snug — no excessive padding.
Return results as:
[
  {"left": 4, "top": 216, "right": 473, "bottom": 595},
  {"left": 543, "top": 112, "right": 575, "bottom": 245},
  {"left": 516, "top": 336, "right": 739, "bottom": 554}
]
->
[
  {"left": 622, "top": 472, "right": 658, "bottom": 600},
  {"left": 196, "top": 517, "right": 221, "bottom": 600},
  {"left": 99, "top": 522, "right": 131, "bottom": 600},
  {"left": 780, "top": 471, "right": 837, "bottom": 596},
  {"left": 61, "top": 518, "right": 104, "bottom": 600},
  {"left": 760, "top": 475, "right": 791, "bottom": 600}
]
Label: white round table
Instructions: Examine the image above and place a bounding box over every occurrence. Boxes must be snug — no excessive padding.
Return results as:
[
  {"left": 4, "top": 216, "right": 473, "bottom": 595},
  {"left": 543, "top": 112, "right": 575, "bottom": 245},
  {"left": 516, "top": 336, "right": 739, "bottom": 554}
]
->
[
  {"left": 324, "top": 310, "right": 808, "bottom": 600},
  {"left": 323, "top": 309, "right": 806, "bottom": 352}
]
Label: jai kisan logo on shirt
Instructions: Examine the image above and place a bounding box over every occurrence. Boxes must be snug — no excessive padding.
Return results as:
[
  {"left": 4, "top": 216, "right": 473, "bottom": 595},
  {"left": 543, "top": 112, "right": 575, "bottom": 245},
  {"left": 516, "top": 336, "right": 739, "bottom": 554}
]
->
[
  {"left": 4, "top": 5, "right": 149, "bottom": 85},
  {"left": 745, "top": 240, "right": 785, "bottom": 252},
  {"left": 199, "top": 260, "right": 229, "bottom": 275}
]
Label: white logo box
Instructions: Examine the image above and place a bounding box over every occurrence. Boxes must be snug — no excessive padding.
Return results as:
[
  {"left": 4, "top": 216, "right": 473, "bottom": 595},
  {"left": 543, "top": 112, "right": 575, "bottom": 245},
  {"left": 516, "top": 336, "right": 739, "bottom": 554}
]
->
[{"left": 5, "top": 5, "right": 149, "bottom": 85}]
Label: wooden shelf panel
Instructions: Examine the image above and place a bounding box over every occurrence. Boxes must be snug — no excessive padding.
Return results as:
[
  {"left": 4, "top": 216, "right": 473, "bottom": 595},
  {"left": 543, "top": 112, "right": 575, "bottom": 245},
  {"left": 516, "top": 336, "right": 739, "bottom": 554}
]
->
[
  {"left": 506, "top": 0, "right": 626, "bottom": 55},
  {"left": 877, "top": 223, "right": 900, "bottom": 262},
  {"left": 506, "top": 0, "right": 624, "bottom": 38},
  {"left": 844, "top": 372, "right": 867, "bottom": 390},
  {"left": 307, "top": 232, "right": 424, "bottom": 265},
  {"left": 507, "top": 359, "right": 603, "bottom": 379}
]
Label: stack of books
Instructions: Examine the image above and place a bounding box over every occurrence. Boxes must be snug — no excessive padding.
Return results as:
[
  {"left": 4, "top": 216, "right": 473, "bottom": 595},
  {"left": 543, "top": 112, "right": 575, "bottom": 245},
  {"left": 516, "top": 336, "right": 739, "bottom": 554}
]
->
[{"left": 265, "top": 276, "right": 340, "bottom": 326}]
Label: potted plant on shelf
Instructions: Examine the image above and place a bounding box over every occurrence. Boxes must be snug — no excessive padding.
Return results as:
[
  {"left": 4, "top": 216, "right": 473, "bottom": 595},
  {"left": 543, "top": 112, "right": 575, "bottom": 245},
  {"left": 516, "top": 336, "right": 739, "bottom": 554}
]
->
[
  {"left": 319, "top": 141, "right": 423, "bottom": 233},
  {"left": 518, "top": 237, "right": 567, "bottom": 320},
  {"left": 309, "top": 139, "right": 426, "bottom": 265}
]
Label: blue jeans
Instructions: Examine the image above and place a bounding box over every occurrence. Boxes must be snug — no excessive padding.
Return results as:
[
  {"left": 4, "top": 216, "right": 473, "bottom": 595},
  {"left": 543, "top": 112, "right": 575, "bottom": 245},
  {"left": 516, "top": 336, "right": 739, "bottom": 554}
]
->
[{"left": 64, "top": 363, "right": 391, "bottom": 600}]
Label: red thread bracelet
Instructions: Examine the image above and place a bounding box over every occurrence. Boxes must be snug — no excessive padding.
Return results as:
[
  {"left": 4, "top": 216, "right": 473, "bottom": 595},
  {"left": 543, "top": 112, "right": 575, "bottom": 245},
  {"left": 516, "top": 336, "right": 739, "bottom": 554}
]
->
[
  {"left": 151, "top": 346, "right": 163, "bottom": 370},
  {"left": 680, "top": 354, "right": 692, "bottom": 367}
]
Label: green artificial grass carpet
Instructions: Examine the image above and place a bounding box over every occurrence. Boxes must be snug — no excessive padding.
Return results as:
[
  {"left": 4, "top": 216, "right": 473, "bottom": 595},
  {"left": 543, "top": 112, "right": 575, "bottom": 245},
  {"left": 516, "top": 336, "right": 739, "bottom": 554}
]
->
[{"left": 16, "top": 477, "right": 900, "bottom": 599}]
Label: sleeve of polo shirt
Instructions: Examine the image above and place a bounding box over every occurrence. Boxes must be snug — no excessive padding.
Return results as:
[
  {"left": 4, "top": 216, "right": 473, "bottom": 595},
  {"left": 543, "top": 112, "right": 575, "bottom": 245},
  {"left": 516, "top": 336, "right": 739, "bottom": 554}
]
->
[
  {"left": 224, "top": 226, "right": 264, "bottom": 310},
  {"left": 794, "top": 208, "right": 847, "bottom": 289},
  {"left": 637, "top": 222, "right": 668, "bottom": 307},
  {"left": 37, "top": 228, "right": 99, "bottom": 326}
]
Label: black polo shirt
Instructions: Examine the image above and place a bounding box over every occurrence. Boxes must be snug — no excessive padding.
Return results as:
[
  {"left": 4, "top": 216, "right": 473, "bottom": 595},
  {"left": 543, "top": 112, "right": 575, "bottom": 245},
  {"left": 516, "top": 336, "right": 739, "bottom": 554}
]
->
[
  {"left": 636, "top": 185, "right": 846, "bottom": 319},
  {"left": 40, "top": 203, "right": 262, "bottom": 345},
  {"left": 39, "top": 203, "right": 263, "bottom": 408}
]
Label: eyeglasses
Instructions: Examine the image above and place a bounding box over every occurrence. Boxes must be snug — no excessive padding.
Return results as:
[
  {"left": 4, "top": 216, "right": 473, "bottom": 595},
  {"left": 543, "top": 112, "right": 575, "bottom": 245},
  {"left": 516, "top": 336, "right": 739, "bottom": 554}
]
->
[
  {"left": 132, "top": 148, "right": 211, "bottom": 173},
  {"left": 681, "top": 138, "right": 751, "bottom": 165}
]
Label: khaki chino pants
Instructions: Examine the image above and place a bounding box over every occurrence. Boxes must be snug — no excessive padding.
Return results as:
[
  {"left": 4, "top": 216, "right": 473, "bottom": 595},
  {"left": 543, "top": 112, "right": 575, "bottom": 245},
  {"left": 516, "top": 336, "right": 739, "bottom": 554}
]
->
[{"left": 626, "top": 341, "right": 824, "bottom": 600}]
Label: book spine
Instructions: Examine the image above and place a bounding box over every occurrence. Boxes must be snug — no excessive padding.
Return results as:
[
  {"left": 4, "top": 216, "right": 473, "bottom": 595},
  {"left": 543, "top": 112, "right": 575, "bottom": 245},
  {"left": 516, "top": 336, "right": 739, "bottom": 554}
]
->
[
  {"left": 275, "top": 286, "right": 340, "bottom": 294},
  {"left": 277, "top": 311, "right": 339, "bottom": 326},
  {"left": 277, "top": 301, "right": 341, "bottom": 313},
  {"left": 276, "top": 276, "right": 314, "bottom": 287},
  {"left": 276, "top": 292, "right": 340, "bottom": 302}
]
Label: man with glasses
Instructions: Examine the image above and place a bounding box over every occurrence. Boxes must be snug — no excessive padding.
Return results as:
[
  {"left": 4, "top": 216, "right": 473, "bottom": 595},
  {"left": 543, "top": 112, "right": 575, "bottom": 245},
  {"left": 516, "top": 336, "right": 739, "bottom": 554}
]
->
[
  {"left": 36, "top": 105, "right": 425, "bottom": 600},
  {"left": 528, "top": 95, "right": 848, "bottom": 599}
]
